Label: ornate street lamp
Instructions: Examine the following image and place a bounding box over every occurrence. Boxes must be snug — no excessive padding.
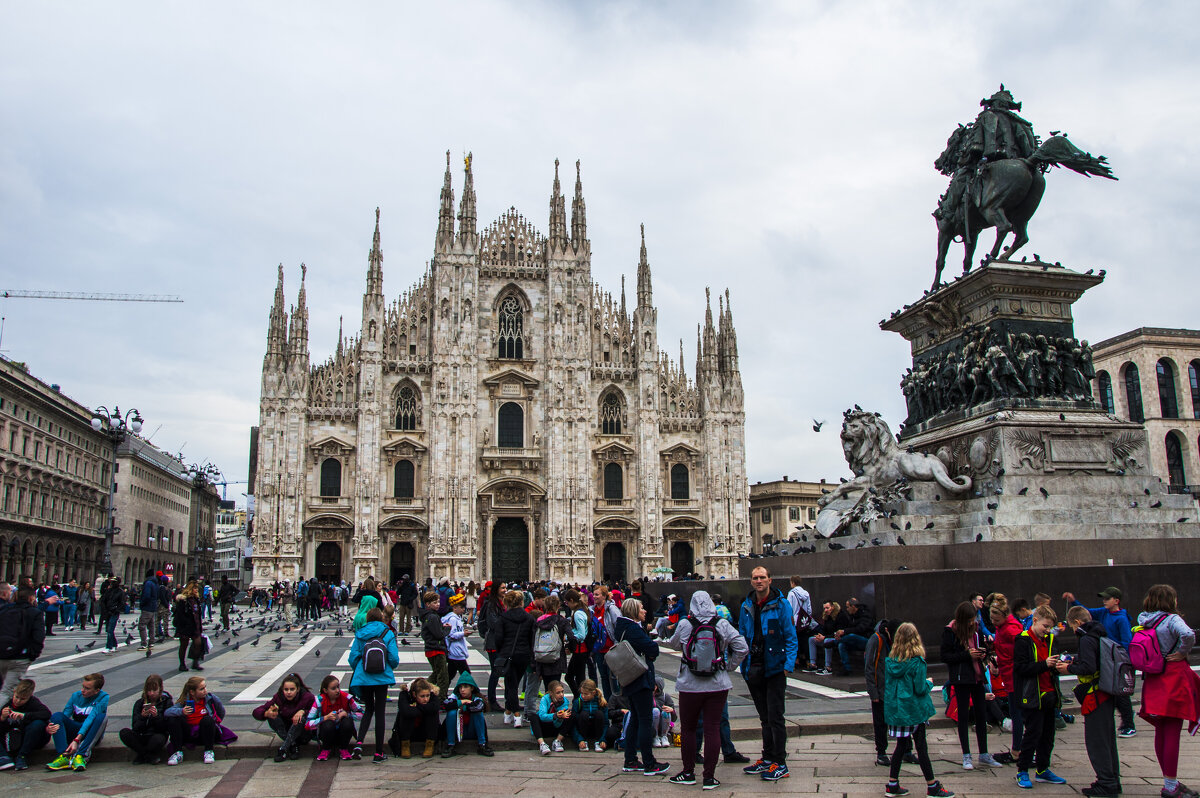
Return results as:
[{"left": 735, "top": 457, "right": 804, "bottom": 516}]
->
[
  {"left": 91, "top": 405, "right": 143, "bottom": 578},
  {"left": 186, "top": 461, "right": 223, "bottom": 581}
]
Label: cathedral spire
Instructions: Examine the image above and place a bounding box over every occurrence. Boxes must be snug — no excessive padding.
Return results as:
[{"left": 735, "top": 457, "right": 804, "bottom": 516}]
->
[
  {"left": 457, "top": 152, "right": 477, "bottom": 246},
  {"left": 620, "top": 274, "right": 627, "bottom": 322},
  {"left": 636, "top": 223, "right": 653, "bottom": 309},
  {"left": 436, "top": 150, "right": 455, "bottom": 249},
  {"left": 288, "top": 263, "right": 309, "bottom": 362},
  {"left": 337, "top": 315, "right": 344, "bottom": 358},
  {"left": 570, "top": 159, "right": 587, "bottom": 249},
  {"left": 722, "top": 287, "right": 740, "bottom": 374},
  {"left": 266, "top": 263, "right": 288, "bottom": 362},
  {"left": 702, "top": 286, "right": 718, "bottom": 373},
  {"left": 366, "top": 207, "right": 383, "bottom": 297},
  {"left": 548, "top": 158, "right": 567, "bottom": 248}
]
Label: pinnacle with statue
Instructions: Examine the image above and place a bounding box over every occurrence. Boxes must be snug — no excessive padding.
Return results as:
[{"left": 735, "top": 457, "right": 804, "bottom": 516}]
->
[{"left": 931, "top": 85, "right": 1115, "bottom": 292}]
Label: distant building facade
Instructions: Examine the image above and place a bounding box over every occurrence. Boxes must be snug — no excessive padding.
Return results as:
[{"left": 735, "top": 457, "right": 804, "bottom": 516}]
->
[
  {"left": 252, "top": 156, "right": 748, "bottom": 586},
  {"left": 111, "top": 437, "right": 194, "bottom": 586},
  {"left": 0, "top": 356, "right": 110, "bottom": 584},
  {"left": 749, "top": 478, "right": 837, "bottom": 553},
  {"left": 1091, "top": 327, "right": 1200, "bottom": 495}
]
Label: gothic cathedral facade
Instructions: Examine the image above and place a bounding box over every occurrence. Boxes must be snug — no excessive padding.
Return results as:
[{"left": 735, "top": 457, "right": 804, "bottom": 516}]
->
[{"left": 252, "top": 155, "right": 747, "bottom": 586}]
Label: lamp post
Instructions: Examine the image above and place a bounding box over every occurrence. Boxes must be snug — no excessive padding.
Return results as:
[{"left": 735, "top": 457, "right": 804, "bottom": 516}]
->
[
  {"left": 91, "top": 405, "right": 143, "bottom": 579},
  {"left": 187, "top": 462, "right": 223, "bottom": 582}
]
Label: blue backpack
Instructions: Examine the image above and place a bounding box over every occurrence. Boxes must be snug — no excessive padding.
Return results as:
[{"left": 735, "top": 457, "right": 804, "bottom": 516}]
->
[{"left": 590, "top": 614, "right": 611, "bottom": 655}]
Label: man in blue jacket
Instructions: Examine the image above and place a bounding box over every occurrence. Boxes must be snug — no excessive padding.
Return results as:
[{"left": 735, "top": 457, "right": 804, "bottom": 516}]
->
[
  {"left": 137, "top": 570, "right": 160, "bottom": 651},
  {"left": 1062, "top": 587, "right": 1136, "bottom": 736},
  {"left": 738, "top": 566, "right": 798, "bottom": 782}
]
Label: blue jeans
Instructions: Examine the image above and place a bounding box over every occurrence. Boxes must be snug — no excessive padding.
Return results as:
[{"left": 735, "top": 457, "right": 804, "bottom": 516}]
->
[
  {"left": 61, "top": 604, "right": 77, "bottom": 627},
  {"left": 596, "top": 655, "right": 617, "bottom": 697},
  {"left": 446, "top": 711, "right": 487, "bottom": 745},
  {"left": 837, "top": 634, "right": 868, "bottom": 672},
  {"left": 4, "top": 718, "right": 49, "bottom": 757},
  {"left": 105, "top": 614, "right": 120, "bottom": 650},
  {"left": 51, "top": 713, "right": 107, "bottom": 758}
]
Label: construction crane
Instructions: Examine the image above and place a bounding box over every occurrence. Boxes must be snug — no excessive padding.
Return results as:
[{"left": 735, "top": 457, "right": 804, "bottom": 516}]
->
[{"left": 1, "top": 290, "right": 183, "bottom": 303}]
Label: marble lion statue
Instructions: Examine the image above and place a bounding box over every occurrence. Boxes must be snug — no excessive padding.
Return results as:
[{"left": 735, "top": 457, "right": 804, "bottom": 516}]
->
[{"left": 820, "top": 409, "right": 971, "bottom": 506}]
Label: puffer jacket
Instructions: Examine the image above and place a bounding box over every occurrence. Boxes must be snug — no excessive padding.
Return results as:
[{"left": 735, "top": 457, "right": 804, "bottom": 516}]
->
[
  {"left": 993, "top": 613, "right": 1024, "bottom": 698},
  {"left": 349, "top": 620, "right": 400, "bottom": 687},
  {"left": 661, "top": 590, "right": 748, "bottom": 693},
  {"left": 737, "top": 587, "right": 798, "bottom": 679},
  {"left": 884, "top": 656, "right": 935, "bottom": 727}
]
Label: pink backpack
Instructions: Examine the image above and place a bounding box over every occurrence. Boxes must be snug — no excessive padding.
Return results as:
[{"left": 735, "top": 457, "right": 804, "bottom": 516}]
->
[{"left": 1129, "top": 613, "right": 1169, "bottom": 674}]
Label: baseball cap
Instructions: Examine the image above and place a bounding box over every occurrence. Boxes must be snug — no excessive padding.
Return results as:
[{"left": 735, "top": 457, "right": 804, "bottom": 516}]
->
[{"left": 1097, "top": 587, "right": 1123, "bottom": 600}]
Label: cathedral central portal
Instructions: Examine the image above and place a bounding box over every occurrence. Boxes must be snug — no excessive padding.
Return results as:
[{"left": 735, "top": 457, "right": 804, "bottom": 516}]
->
[{"left": 490, "top": 517, "right": 529, "bottom": 583}]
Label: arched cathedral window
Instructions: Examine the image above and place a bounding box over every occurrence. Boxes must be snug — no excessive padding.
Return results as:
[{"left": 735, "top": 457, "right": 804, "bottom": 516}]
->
[
  {"left": 600, "top": 393, "right": 623, "bottom": 435},
  {"left": 394, "top": 460, "right": 415, "bottom": 499},
  {"left": 395, "top": 385, "right": 419, "bottom": 430},
  {"left": 497, "top": 296, "right": 524, "bottom": 359},
  {"left": 671, "top": 463, "right": 690, "bottom": 500},
  {"left": 604, "top": 462, "right": 623, "bottom": 500},
  {"left": 498, "top": 402, "right": 523, "bottom": 449},
  {"left": 320, "top": 458, "right": 342, "bottom": 497}
]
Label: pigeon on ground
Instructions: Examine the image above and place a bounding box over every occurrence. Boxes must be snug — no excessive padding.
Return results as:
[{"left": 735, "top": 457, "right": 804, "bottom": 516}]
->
[
  {"left": 1144, "top": 488, "right": 1151, "bottom": 496},
  {"left": 314, "top": 649, "right": 321, "bottom": 658},
  {"left": 975, "top": 533, "right": 983, "bottom": 542},
  {"left": 1039, "top": 487, "right": 1049, "bottom": 498},
  {"left": 233, "top": 642, "right": 241, "bottom": 651},
  {"left": 1178, "top": 518, "right": 1189, "bottom": 523},
  {"left": 250, "top": 637, "right": 261, "bottom": 647},
  {"left": 987, "top": 517, "right": 994, "bottom": 525},
  {"left": 1018, "top": 487, "right": 1029, "bottom": 496},
  {"left": 987, "top": 502, "right": 998, "bottom": 510},
  {"left": 896, "top": 536, "right": 907, "bottom": 546},
  {"left": 890, "top": 523, "right": 900, "bottom": 530},
  {"left": 400, "top": 638, "right": 411, "bottom": 646},
  {"left": 904, "top": 521, "right": 912, "bottom": 531},
  {"left": 924, "top": 522, "right": 935, "bottom": 529},
  {"left": 828, "top": 542, "right": 845, "bottom": 550},
  {"left": 1151, "top": 500, "right": 1162, "bottom": 508},
  {"left": 274, "top": 640, "right": 283, "bottom": 651},
  {"left": 75, "top": 645, "right": 83, "bottom": 653}
]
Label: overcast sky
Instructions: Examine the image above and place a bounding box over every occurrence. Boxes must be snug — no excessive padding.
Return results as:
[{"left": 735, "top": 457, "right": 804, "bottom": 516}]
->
[{"left": 2, "top": 2, "right": 1198, "bottom": 502}]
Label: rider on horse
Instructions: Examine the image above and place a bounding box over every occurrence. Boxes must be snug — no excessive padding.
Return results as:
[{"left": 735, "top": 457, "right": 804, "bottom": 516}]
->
[{"left": 934, "top": 87, "right": 1039, "bottom": 228}]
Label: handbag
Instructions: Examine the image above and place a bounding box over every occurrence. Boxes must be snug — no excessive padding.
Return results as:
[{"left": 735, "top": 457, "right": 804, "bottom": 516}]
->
[
  {"left": 493, "top": 621, "right": 519, "bottom": 673},
  {"left": 605, "top": 627, "right": 649, "bottom": 687}
]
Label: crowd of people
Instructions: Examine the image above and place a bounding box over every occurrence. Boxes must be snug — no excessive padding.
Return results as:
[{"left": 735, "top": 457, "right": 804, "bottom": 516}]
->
[{"left": 0, "top": 567, "right": 1195, "bottom": 797}]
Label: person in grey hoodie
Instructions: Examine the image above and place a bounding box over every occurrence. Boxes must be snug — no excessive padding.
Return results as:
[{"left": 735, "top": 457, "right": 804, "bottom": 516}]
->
[{"left": 659, "top": 590, "right": 748, "bottom": 789}]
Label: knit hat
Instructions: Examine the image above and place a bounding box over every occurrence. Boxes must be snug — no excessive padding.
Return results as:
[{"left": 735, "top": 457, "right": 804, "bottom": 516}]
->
[{"left": 449, "top": 593, "right": 466, "bottom": 606}]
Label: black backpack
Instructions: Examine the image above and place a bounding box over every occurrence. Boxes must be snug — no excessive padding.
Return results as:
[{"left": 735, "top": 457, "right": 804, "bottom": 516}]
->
[{"left": 363, "top": 632, "right": 389, "bottom": 675}]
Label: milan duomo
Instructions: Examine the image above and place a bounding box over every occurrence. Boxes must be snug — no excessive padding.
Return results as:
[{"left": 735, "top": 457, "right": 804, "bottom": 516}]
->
[{"left": 251, "top": 154, "right": 748, "bottom": 587}]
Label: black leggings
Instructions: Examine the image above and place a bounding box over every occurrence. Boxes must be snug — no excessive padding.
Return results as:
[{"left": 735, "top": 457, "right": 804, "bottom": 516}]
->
[
  {"left": 178, "top": 635, "right": 201, "bottom": 666},
  {"left": 889, "top": 725, "right": 935, "bottom": 782},
  {"left": 953, "top": 683, "right": 989, "bottom": 755},
  {"left": 566, "top": 652, "right": 589, "bottom": 697},
  {"left": 318, "top": 717, "right": 355, "bottom": 751},
  {"left": 487, "top": 651, "right": 502, "bottom": 705},
  {"left": 357, "top": 685, "right": 389, "bottom": 753}
]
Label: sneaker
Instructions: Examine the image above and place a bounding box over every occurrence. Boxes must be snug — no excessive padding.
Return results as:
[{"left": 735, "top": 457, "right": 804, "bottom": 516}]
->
[
  {"left": 594, "top": 742, "right": 605, "bottom": 752},
  {"left": 761, "top": 762, "right": 790, "bottom": 781},
  {"left": 703, "top": 777, "right": 721, "bottom": 790},
  {"left": 137, "top": 645, "right": 147, "bottom": 651},
  {"left": 876, "top": 753, "right": 892, "bottom": 766},
  {"left": 927, "top": 782, "right": 955, "bottom": 798},
  {"left": 12, "top": 756, "right": 27, "bottom": 772},
  {"left": 167, "top": 751, "right": 184, "bottom": 766},
  {"left": 669, "top": 772, "right": 697, "bottom": 785},
  {"left": 1017, "top": 772, "right": 1033, "bottom": 789},
  {"left": 552, "top": 739, "right": 565, "bottom": 753},
  {"left": 351, "top": 745, "right": 362, "bottom": 760},
  {"left": 1162, "top": 785, "right": 1200, "bottom": 798},
  {"left": 656, "top": 734, "right": 670, "bottom": 748},
  {"left": 978, "top": 753, "right": 1001, "bottom": 767},
  {"left": 645, "top": 762, "right": 671, "bottom": 776},
  {"left": 287, "top": 745, "right": 300, "bottom": 761},
  {"left": 372, "top": 752, "right": 387, "bottom": 763},
  {"left": 1036, "top": 769, "right": 1067, "bottom": 784},
  {"left": 623, "top": 761, "right": 644, "bottom": 772},
  {"left": 513, "top": 715, "right": 523, "bottom": 729},
  {"left": 1118, "top": 727, "right": 1137, "bottom": 738},
  {"left": 203, "top": 750, "right": 216, "bottom": 764},
  {"left": 994, "top": 752, "right": 1016, "bottom": 765},
  {"left": 724, "top": 751, "right": 750, "bottom": 764},
  {"left": 46, "top": 754, "right": 71, "bottom": 771},
  {"left": 316, "top": 750, "right": 330, "bottom": 761},
  {"left": 70, "top": 755, "right": 87, "bottom": 772},
  {"left": 540, "top": 742, "right": 552, "bottom": 756},
  {"left": 1062, "top": 714, "right": 1074, "bottom": 724},
  {"left": 274, "top": 746, "right": 288, "bottom": 763},
  {"left": 904, "top": 752, "right": 921, "bottom": 765},
  {"left": 504, "top": 711, "right": 514, "bottom": 725},
  {"left": 1002, "top": 718, "right": 1014, "bottom": 733},
  {"left": 886, "top": 784, "right": 911, "bottom": 797},
  {"left": 1082, "top": 787, "right": 1119, "bottom": 798},
  {"left": 962, "top": 754, "right": 974, "bottom": 770},
  {"left": 477, "top": 745, "right": 494, "bottom": 757},
  {"left": 0, "top": 756, "right": 12, "bottom": 771},
  {"left": 339, "top": 749, "right": 353, "bottom": 761},
  {"left": 743, "top": 759, "right": 771, "bottom": 775},
  {"left": 816, "top": 668, "right": 833, "bottom": 676},
  {"left": 1055, "top": 716, "right": 1067, "bottom": 730}
]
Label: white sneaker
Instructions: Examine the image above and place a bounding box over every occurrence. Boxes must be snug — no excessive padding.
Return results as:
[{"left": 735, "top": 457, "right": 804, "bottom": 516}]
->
[
  {"left": 1002, "top": 718, "right": 1013, "bottom": 733},
  {"left": 167, "top": 751, "right": 184, "bottom": 766},
  {"left": 504, "top": 712, "right": 514, "bottom": 725},
  {"left": 203, "top": 750, "right": 215, "bottom": 764},
  {"left": 594, "top": 742, "right": 604, "bottom": 752},
  {"left": 963, "top": 754, "right": 974, "bottom": 770},
  {"left": 551, "top": 739, "right": 564, "bottom": 752},
  {"left": 540, "top": 742, "right": 552, "bottom": 756},
  {"left": 513, "top": 715, "right": 523, "bottom": 729}
]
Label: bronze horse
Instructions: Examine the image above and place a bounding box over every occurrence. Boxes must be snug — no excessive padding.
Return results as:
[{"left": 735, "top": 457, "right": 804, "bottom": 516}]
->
[{"left": 933, "top": 135, "right": 1115, "bottom": 291}]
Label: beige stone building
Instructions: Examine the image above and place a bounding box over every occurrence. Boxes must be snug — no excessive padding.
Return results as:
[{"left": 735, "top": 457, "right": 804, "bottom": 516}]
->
[
  {"left": 1091, "top": 327, "right": 1200, "bottom": 495},
  {"left": 252, "top": 155, "right": 748, "bottom": 586},
  {"left": 0, "top": 356, "right": 110, "bottom": 583},
  {"left": 111, "top": 437, "right": 193, "bottom": 585},
  {"left": 749, "top": 478, "right": 837, "bottom": 553}
]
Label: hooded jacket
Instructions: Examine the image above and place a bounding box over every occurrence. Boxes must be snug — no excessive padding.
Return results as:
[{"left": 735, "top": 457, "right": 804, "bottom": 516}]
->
[
  {"left": 661, "top": 590, "right": 749, "bottom": 693},
  {"left": 252, "top": 685, "right": 316, "bottom": 724},
  {"left": 348, "top": 620, "right": 400, "bottom": 687},
  {"left": 737, "top": 587, "right": 798, "bottom": 679},
  {"left": 1065, "top": 619, "right": 1108, "bottom": 708},
  {"left": 844, "top": 604, "right": 877, "bottom": 638},
  {"left": 494, "top": 606, "right": 534, "bottom": 662},
  {"left": 993, "top": 613, "right": 1024, "bottom": 698},
  {"left": 443, "top": 671, "right": 485, "bottom": 713},
  {"left": 418, "top": 605, "right": 447, "bottom": 653},
  {"left": 2, "top": 694, "right": 51, "bottom": 727},
  {"left": 883, "top": 655, "right": 936, "bottom": 727},
  {"left": 442, "top": 609, "right": 468, "bottom": 661},
  {"left": 0, "top": 599, "right": 46, "bottom": 661},
  {"left": 864, "top": 619, "right": 901, "bottom": 701}
]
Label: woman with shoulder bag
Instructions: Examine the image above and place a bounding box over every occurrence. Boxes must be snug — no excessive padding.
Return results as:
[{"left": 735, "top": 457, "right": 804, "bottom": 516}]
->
[
  {"left": 611, "top": 598, "right": 669, "bottom": 777},
  {"left": 173, "top": 581, "right": 205, "bottom": 672},
  {"left": 660, "top": 590, "right": 748, "bottom": 789}
]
